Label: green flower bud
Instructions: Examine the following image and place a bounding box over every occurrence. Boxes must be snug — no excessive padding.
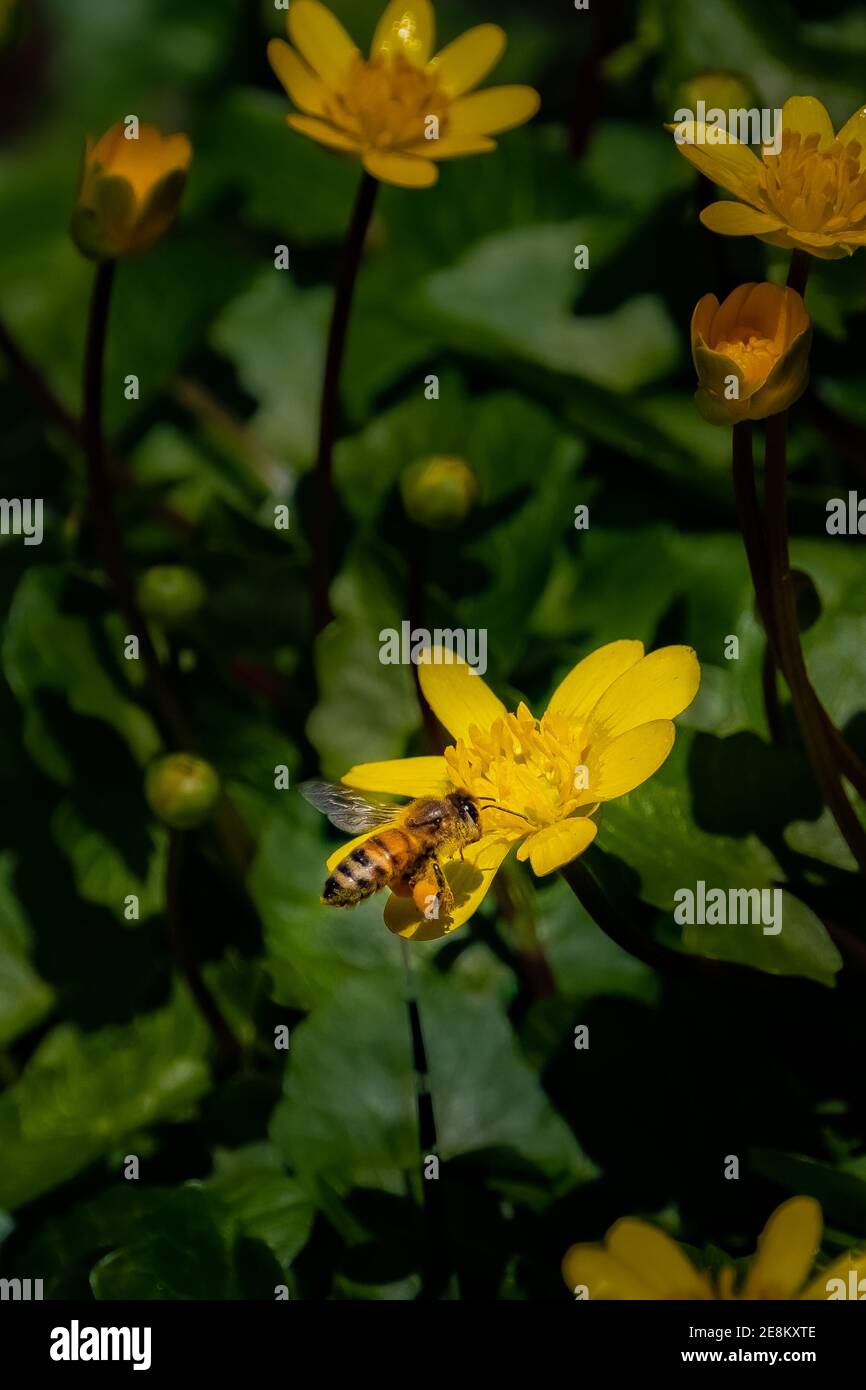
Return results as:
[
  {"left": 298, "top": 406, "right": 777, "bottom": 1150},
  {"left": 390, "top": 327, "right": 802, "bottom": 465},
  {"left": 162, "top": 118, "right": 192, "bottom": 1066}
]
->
[
  {"left": 400, "top": 455, "right": 477, "bottom": 530},
  {"left": 145, "top": 754, "right": 220, "bottom": 830},
  {"left": 137, "top": 566, "right": 206, "bottom": 629}
]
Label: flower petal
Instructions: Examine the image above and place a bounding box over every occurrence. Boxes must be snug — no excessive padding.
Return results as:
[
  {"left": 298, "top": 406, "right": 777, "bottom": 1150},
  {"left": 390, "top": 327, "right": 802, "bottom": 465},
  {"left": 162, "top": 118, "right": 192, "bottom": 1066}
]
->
[
  {"left": 606, "top": 1219, "right": 711, "bottom": 1298},
  {"left": 691, "top": 292, "right": 718, "bottom": 345},
  {"left": 288, "top": 0, "right": 359, "bottom": 87},
  {"left": 707, "top": 280, "right": 758, "bottom": 341},
  {"left": 545, "top": 640, "right": 644, "bottom": 723},
  {"left": 562, "top": 1245, "right": 655, "bottom": 1300},
  {"left": 699, "top": 202, "right": 785, "bottom": 236},
  {"left": 362, "top": 149, "right": 438, "bottom": 186},
  {"left": 693, "top": 339, "right": 758, "bottom": 404},
  {"left": 836, "top": 104, "right": 866, "bottom": 149},
  {"left": 800, "top": 1245, "right": 866, "bottom": 1300},
  {"left": 341, "top": 756, "right": 450, "bottom": 796},
  {"left": 747, "top": 324, "right": 811, "bottom": 421},
  {"left": 383, "top": 832, "right": 514, "bottom": 939},
  {"left": 429, "top": 24, "right": 506, "bottom": 97},
  {"left": 268, "top": 39, "right": 328, "bottom": 115},
  {"left": 418, "top": 648, "right": 507, "bottom": 742},
  {"left": 779, "top": 95, "right": 835, "bottom": 150},
  {"left": 669, "top": 120, "right": 763, "bottom": 199},
  {"left": 516, "top": 816, "right": 597, "bottom": 875},
  {"left": 403, "top": 133, "right": 496, "bottom": 160},
  {"left": 371, "top": 0, "right": 434, "bottom": 66},
  {"left": 587, "top": 646, "right": 701, "bottom": 740},
  {"left": 449, "top": 85, "right": 540, "bottom": 137},
  {"left": 744, "top": 1198, "right": 822, "bottom": 1299},
  {"left": 287, "top": 114, "right": 361, "bottom": 152},
  {"left": 586, "top": 720, "right": 676, "bottom": 803}
]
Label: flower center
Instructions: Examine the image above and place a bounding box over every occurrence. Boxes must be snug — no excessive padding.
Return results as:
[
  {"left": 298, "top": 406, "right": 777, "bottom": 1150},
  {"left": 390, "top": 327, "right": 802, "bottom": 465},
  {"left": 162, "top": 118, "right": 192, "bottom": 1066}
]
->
[
  {"left": 713, "top": 332, "right": 778, "bottom": 390},
  {"left": 325, "top": 54, "right": 449, "bottom": 150},
  {"left": 443, "top": 703, "right": 592, "bottom": 835},
  {"left": 760, "top": 130, "right": 866, "bottom": 232}
]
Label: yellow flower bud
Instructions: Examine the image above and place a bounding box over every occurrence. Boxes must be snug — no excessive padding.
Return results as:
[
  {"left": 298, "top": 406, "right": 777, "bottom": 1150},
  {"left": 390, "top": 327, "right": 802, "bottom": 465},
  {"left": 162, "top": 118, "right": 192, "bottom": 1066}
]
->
[
  {"left": 400, "top": 455, "right": 478, "bottom": 529},
  {"left": 691, "top": 282, "right": 812, "bottom": 426},
  {"left": 70, "top": 120, "right": 192, "bottom": 261},
  {"left": 674, "top": 71, "right": 757, "bottom": 119}
]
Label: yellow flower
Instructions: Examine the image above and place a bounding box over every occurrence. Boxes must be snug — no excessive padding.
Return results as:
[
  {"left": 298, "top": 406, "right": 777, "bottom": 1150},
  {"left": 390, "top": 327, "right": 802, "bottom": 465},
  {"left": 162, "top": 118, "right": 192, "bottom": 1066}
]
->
[
  {"left": 331, "top": 640, "right": 700, "bottom": 940},
  {"left": 691, "top": 282, "right": 811, "bottom": 425},
  {"left": 671, "top": 94, "right": 866, "bottom": 259},
  {"left": 563, "top": 1197, "right": 866, "bottom": 1301},
  {"left": 267, "top": 0, "right": 540, "bottom": 188},
  {"left": 70, "top": 120, "right": 192, "bottom": 261}
]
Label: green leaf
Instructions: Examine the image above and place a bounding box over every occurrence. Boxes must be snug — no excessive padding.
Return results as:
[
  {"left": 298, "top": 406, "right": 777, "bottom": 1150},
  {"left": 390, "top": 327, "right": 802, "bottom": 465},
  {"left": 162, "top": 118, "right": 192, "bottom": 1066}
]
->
[
  {"left": 599, "top": 736, "right": 843, "bottom": 986},
  {"left": 0, "top": 987, "right": 210, "bottom": 1210},
  {"left": 422, "top": 242, "right": 679, "bottom": 390},
  {"left": 251, "top": 807, "right": 395, "bottom": 1013},
  {"left": 51, "top": 799, "right": 167, "bottom": 925},
  {"left": 307, "top": 544, "right": 418, "bottom": 779},
  {"left": 207, "top": 1142, "right": 315, "bottom": 1271},
  {"left": 272, "top": 972, "right": 594, "bottom": 1202},
  {"left": 2, "top": 567, "right": 159, "bottom": 781},
  {"left": 197, "top": 88, "right": 358, "bottom": 243},
  {"left": 211, "top": 270, "right": 329, "bottom": 469},
  {"left": 0, "top": 852, "right": 55, "bottom": 1046},
  {"left": 90, "top": 1188, "right": 233, "bottom": 1300},
  {"left": 535, "top": 876, "right": 658, "bottom": 1008},
  {"left": 750, "top": 1149, "right": 866, "bottom": 1237}
]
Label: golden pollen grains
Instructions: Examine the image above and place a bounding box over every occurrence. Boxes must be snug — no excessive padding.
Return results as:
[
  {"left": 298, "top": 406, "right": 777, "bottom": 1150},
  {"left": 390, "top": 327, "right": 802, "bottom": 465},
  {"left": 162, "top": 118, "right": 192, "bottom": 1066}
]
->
[
  {"left": 70, "top": 119, "right": 192, "bottom": 261},
  {"left": 267, "top": 0, "right": 540, "bottom": 188},
  {"left": 691, "top": 282, "right": 811, "bottom": 425},
  {"left": 330, "top": 53, "right": 448, "bottom": 149}
]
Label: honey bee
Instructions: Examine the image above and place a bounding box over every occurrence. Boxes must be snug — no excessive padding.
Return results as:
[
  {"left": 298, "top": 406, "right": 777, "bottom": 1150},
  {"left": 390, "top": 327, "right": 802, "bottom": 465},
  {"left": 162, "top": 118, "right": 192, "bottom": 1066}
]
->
[{"left": 300, "top": 780, "right": 487, "bottom": 922}]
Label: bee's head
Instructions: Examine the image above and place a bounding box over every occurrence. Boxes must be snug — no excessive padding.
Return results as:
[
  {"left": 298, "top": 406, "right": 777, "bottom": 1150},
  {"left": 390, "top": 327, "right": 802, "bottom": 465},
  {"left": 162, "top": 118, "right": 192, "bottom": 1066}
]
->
[{"left": 447, "top": 790, "right": 482, "bottom": 843}]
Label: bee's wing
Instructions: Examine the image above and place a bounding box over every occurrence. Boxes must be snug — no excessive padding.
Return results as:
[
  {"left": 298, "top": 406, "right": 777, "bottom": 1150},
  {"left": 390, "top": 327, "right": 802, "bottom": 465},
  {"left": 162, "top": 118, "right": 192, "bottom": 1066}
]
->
[{"left": 299, "top": 779, "right": 402, "bottom": 834}]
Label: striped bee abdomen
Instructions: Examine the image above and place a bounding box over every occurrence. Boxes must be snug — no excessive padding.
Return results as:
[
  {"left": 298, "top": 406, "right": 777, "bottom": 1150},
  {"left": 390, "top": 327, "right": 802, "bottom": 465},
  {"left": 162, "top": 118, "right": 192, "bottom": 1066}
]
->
[{"left": 322, "top": 830, "right": 414, "bottom": 908}]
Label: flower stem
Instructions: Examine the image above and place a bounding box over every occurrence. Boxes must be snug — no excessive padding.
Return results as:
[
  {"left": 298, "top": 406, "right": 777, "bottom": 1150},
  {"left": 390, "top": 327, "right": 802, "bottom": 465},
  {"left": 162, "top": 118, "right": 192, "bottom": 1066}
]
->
[
  {"left": 311, "top": 172, "right": 378, "bottom": 634},
  {"left": 82, "top": 262, "right": 255, "bottom": 875},
  {"left": 764, "top": 412, "right": 866, "bottom": 872},
  {"left": 786, "top": 248, "right": 811, "bottom": 297},
  {"left": 166, "top": 830, "right": 244, "bottom": 1068},
  {"left": 732, "top": 416, "right": 866, "bottom": 798},
  {"left": 731, "top": 421, "right": 784, "bottom": 743},
  {"left": 399, "top": 939, "right": 452, "bottom": 1298}
]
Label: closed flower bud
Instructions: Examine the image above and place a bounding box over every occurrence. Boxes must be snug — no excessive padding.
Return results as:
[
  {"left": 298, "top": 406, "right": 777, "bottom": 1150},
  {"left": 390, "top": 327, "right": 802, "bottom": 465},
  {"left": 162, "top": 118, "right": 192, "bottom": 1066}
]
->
[
  {"left": 137, "top": 566, "right": 206, "bottom": 630},
  {"left": 400, "top": 455, "right": 477, "bottom": 529},
  {"left": 145, "top": 754, "right": 220, "bottom": 830},
  {"left": 70, "top": 120, "right": 192, "bottom": 261},
  {"left": 691, "top": 282, "right": 812, "bottom": 425},
  {"left": 674, "top": 71, "right": 757, "bottom": 118}
]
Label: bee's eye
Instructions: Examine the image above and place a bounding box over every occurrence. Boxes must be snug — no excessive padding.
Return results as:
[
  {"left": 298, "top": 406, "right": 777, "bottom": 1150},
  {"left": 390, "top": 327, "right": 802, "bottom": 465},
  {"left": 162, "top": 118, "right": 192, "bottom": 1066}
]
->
[{"left": 464, "top": 801, "right": 479, "bottom": 824}]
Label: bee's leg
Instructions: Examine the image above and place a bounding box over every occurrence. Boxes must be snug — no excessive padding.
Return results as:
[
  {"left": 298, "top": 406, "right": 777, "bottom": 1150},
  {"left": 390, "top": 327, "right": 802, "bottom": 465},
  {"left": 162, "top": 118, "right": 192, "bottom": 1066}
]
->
[{"left": 409, "top": 856, "right": 454, "bottom": 922}]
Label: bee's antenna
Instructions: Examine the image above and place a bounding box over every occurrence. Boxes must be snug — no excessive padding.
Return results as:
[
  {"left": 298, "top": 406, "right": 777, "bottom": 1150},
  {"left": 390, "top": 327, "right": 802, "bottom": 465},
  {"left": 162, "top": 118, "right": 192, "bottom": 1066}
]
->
[{"left": 477, "top": 799, "right": 531, "bottom": 825}]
